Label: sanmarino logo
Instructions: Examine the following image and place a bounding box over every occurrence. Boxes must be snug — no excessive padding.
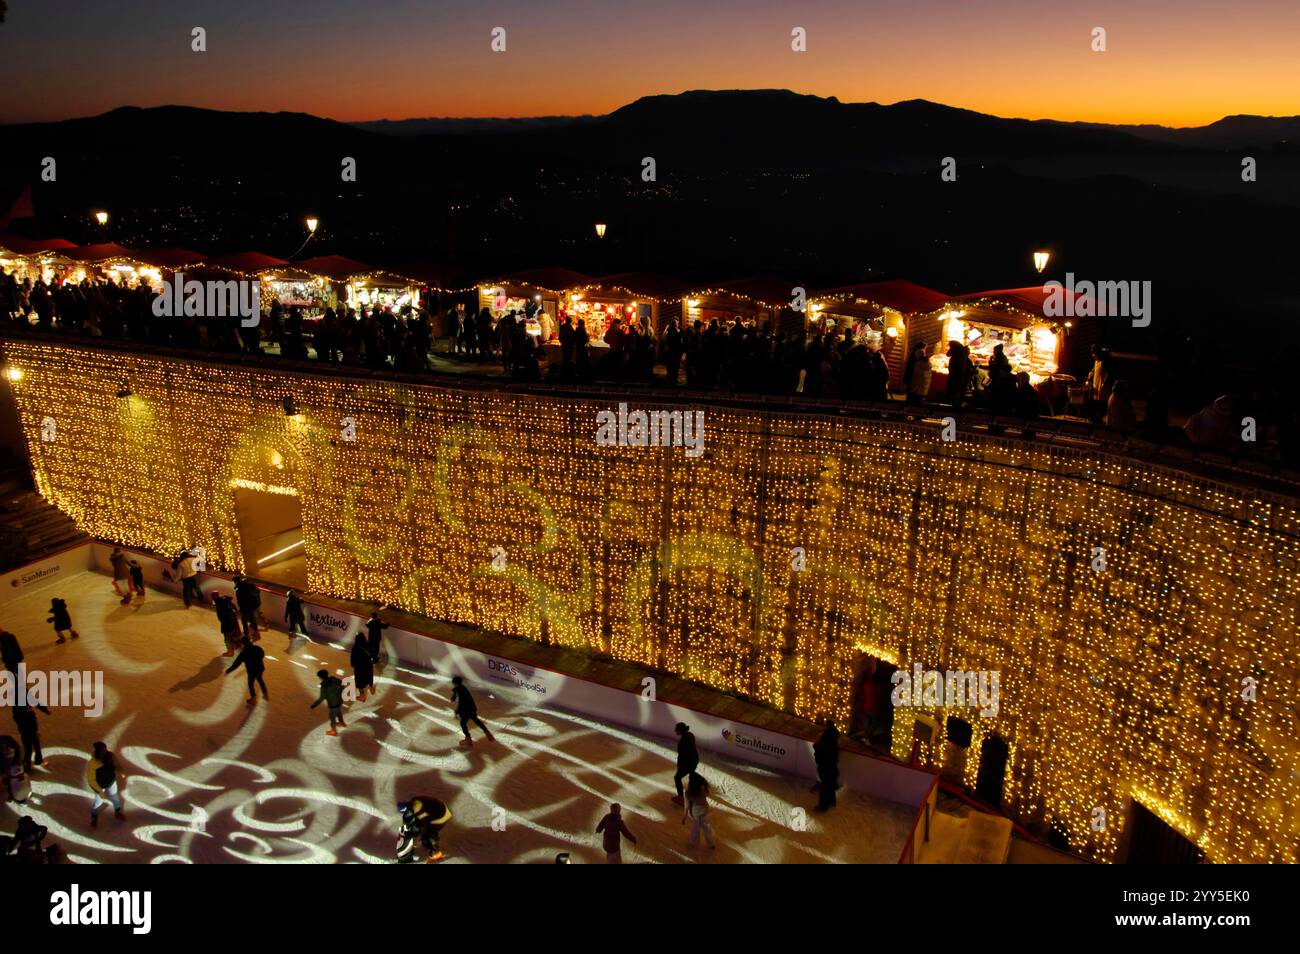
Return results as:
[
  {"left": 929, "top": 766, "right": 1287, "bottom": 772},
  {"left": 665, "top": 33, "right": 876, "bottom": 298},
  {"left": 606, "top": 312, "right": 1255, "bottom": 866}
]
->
[
  {"left": 721, "top": 726, "right": 786, "bottom": 758},
  {"left": 12, "top": 565, "right": 60, "bottom": 588}
]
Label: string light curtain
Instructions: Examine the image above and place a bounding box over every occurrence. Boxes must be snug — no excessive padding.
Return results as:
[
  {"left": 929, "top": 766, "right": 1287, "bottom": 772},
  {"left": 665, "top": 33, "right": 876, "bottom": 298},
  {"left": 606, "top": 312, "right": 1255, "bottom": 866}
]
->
[{"left": 5, "top": 340, "right": 1299, "bottom": 863}]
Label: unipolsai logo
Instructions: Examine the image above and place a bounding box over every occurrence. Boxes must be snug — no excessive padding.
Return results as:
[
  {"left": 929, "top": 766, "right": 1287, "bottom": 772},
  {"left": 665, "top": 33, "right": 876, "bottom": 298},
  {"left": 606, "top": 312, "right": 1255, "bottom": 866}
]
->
[{"left": 487, "top": 658, "right": 546, "bottom": 694}]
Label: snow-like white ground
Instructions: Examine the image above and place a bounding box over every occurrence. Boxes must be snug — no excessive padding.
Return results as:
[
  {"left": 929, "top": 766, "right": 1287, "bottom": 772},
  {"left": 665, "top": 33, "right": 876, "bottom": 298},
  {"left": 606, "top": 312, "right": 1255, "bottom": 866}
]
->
[{"left": 2, "top": 570, "right": 914, "bottom": 863}]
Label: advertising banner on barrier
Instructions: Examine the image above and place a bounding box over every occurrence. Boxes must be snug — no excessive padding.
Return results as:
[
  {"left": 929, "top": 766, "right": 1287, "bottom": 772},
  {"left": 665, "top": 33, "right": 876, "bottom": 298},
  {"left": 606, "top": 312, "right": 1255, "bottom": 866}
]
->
[{"left": 0, "top": 541, "right": 92, "bottom": 606}]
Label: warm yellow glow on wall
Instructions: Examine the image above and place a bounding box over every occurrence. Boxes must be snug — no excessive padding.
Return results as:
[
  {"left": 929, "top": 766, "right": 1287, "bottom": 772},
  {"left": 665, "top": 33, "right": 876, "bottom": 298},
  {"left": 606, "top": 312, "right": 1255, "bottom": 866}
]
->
[{"left": 6, "top": 340, "right": 1300, "bottom": 863}]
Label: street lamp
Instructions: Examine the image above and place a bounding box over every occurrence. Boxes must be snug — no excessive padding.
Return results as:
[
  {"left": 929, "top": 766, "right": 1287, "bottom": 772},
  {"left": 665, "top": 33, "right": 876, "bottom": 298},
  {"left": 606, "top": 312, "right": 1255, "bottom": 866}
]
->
[
  {"left": 306, "top": 217, "right": 319, "bottom": 234},
  {"left": 94, "top": 210, "right": 109, "bottom": 226},
  {"left": 1033, "top": 248, "right": 1051, "bottom": 273},
  {"left": 594, "top": 222, "right": 607, "bottom": 239}
]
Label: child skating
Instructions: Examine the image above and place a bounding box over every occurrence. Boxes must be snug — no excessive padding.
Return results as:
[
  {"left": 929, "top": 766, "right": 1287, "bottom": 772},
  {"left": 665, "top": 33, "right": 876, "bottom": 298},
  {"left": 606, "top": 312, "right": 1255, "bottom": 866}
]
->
[
  {"left": 450, "top": 675, "right": 494, "bottom": 746},
  {"left": 46, "top": 598, "right": 77, "bottom": 644},
  {"left": 311, "top": 669, "right": 347, "bottom": 736}
]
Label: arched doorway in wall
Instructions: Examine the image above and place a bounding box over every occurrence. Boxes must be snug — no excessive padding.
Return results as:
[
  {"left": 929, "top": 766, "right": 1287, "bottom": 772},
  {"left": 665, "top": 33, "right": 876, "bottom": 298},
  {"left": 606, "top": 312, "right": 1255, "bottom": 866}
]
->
[
  {"left": 1122, "top": 801, "right": 1205, "bottom": 864},
  {"left": 848, "top": 654, "right": 897, "bottom": 749},
  {"left": 232, "top": 479, "right": 306, "bottom": 589},
  {"left": 975, "top": 733, "right": 1010, "bottom": 808}
]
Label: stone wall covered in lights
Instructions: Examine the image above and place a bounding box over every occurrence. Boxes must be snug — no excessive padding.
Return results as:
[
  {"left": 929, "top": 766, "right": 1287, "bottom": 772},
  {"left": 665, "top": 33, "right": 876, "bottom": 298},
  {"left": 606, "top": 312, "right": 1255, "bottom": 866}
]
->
[{"left": 5, "top": 339, "right": 1300, "bottom": 863}]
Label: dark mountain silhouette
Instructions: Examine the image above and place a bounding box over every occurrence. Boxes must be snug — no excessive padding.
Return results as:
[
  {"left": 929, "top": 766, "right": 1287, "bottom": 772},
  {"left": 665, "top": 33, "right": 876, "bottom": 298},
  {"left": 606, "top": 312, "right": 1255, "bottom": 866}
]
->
[{"left": 2, "top": 89, "right": 1298, "bottom": 361}]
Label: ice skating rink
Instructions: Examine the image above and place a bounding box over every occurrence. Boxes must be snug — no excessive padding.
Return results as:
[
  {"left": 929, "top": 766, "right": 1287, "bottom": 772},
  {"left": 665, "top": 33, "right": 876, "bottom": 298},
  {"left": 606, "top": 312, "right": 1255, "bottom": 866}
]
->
[{"left": 2, "top": 571, "right": 915, "bottom": 864}]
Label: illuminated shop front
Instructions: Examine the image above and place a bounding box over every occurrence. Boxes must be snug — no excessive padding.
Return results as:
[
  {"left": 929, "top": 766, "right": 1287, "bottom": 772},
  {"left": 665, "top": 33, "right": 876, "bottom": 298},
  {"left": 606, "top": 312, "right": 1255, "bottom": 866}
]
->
[{"left": 809, "top": 281, "right": 950, "bottom": 389}]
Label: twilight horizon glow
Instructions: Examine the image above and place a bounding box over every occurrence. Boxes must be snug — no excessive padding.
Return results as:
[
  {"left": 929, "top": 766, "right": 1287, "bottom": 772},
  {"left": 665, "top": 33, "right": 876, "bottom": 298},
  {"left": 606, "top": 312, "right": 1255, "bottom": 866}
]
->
[{"left": 0, "top": 0, "right": 1297, "bottom": 127}]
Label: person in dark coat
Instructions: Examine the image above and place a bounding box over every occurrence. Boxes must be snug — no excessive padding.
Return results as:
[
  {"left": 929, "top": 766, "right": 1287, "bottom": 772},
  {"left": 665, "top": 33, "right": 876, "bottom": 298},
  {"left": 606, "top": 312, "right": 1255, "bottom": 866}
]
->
[
  {"left": 671, "top": 722, "right": 699, "bottom": 804},
  {"left": 595, "top": 802, "right": 638, "bottom": 863},
  {"left": 350, "top": 635, "right": 375, "bottom": 702},
  {"left": 233, "top": 574, "right": 262, "bottom": 640},
  {"left": 128, "top": 559, "right": 145, "bottom": 600},
  {"left": 813, "top": 721, "right": 841, "bottom": 812},
  {"left": 863, "top": 344, "right": 889, "bottom": 403},
  {"left": 12, "top": 704, "right": 48, "bottom": 770},
  {"left": 46, "top": 597, "right": 75, "bottom": 644},
  {"left": 366, "top": 611, "right": 388, "bottom": 663},
  {"left": 0, "top": 630, "right": 22, "bottom": 676},
  {"left": 284, "top": 590, "right": 308, "bottom": 646},
  {"left": 945, "top": 341, "right": 971, "bottom": 408},
  {"left": 225, "top": 636, "right": 269, "bottom": 705},
  {"left": 213, "top": 593, "right": 241, "bottom": 656},
  {"left": 311, "top": 669, "right": 347, "bottom": 735},
  {"left": 449, "top": 675, "right": 494, "bottom": 746}
]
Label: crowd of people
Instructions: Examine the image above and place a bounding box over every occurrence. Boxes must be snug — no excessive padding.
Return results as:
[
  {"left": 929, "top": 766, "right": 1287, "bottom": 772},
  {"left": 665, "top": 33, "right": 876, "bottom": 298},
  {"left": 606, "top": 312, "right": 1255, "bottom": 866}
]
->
[{"left": 5, "top": 269, "right": 1299, "bottom": 466}]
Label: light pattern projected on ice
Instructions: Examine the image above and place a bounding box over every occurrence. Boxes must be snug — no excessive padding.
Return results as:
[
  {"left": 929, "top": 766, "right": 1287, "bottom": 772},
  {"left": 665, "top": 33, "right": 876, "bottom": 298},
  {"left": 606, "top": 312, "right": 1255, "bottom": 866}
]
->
[{"left": 0, "top": 572, "right": 911, "bottom": 864}]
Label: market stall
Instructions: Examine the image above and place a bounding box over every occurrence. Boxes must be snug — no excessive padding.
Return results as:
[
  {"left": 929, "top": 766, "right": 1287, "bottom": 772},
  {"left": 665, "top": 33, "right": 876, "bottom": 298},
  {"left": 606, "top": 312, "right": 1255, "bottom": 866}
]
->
[
  {"left": 477, "top": 268, "right": 594, "bottom": 349},
  {"left": 132, "top": 247, "right": 208, "bottom": 292},
  {"left": 0, "top": 235, "right": 77, "bottom": 284},
  {"left": 681, "top": 277, "right": 790, "bottom": 334},
  {"left": 60, "top": 243, "right": 151, "bottom": 287},
  {"left": 809, "top": 280, "right": 949, "bottom": 388},
  {"left": 918, "top": 287, "right": 1081, "bottom": 401}
]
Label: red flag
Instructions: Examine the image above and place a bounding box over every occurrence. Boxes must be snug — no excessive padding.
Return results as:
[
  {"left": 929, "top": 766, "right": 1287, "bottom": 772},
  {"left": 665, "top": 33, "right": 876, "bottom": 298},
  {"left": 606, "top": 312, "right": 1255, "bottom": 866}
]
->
[{"left": 0, "top": 186, "right": 34, "bottom": 227}]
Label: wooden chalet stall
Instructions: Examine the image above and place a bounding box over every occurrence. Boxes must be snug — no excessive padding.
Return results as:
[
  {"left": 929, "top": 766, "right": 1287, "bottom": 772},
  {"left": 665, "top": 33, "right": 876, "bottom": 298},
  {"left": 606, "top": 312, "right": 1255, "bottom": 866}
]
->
[
  {"left": 0, "top": 235, "right": 77, "bottom": 284},
  {"left": 809, "top": 280, "right": 950, "bottom": 389}
]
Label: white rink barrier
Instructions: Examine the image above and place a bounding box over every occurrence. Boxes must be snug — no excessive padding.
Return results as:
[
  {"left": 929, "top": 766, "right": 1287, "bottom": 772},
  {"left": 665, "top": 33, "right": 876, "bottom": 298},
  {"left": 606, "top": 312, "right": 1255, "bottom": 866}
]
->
[{"left": 0, "top": 539, "right": 93, "bottom": 606}]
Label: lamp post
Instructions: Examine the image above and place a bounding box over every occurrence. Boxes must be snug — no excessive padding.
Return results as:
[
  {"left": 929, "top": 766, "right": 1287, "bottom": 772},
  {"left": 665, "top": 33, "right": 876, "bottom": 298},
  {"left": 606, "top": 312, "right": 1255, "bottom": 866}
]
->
[
  {"left": 1033, "top": 248, "right": 1051, "bottom": 274},
  {"left": 306, "top": 217, "right": 319, "bottom": 235},
  {"left": 94, "top": 210, "right": 109, "bottom": 227},
  {"left": 594, "top": 222, "right": 607, "bottom": 239}
]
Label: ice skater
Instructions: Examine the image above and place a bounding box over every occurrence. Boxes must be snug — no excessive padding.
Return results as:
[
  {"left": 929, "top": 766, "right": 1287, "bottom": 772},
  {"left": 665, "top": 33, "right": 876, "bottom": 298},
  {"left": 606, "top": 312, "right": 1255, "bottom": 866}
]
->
[
  {"left": 595, "top": 802, "right": 638, "bottom": 864},
  {"left": 109, "top": 546, "right": 131, "bottom": 601},
  {"left": 682, "top": 772, "right": 716, "bottom": 849},
  {"left": 233, "top": 574, "right": 262, "bottom": 640},
  {"left": 350, "top": 635, "right": 375, "bottom": 702},
  {"left": 366, "top": 610, "right": 388, "bottom": 663},
  {"left": 214, "top": 593, "right": 241, "bottom": 656},
  {"left": 175, "top": 549, "right": 204, "bottom": 607},
  {"left": 311, "top": 669, "right": 347, "bottom": 736},
  {"left": 813, "top": 721, "right": 841, "bottom": 812},
  {"left": 284, "top": 589, "right": 308, "bottom": 645},
  {"left": 0, "top": 630, "right": 22, "bottom": 676},
  {"left": 671, "top": 722, "right": 699, "bottom": 804},
  {"left": 86, "top": 741, "right": 126, "bottom": 827},
  {"left": 128, "top": 559, "right": 145, "bottom": 600},
  {"left": 46, "top": 597, "right": 77, "bottom": 644},
  {"left": 449, "top": 675, "right": 494, "bottom": 746},
  {"left": 226, "top": 636, "right": 269, "bottom": 705},
  {"left": 1, "top": 735, "right": 29, "bottom": 802},
  {"left": 395, "top": 796, "right": 453, "bottom": 863},
  {"left": 11, "top": 703, "right": 48, "bottom": 770}
]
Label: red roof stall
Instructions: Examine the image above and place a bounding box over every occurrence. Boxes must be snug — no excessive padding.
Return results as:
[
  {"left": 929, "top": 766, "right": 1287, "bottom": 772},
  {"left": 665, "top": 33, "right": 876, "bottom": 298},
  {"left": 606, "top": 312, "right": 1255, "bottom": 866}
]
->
[
  {"left": 810, "top": 280, "right": 951, "bottom": 388},
  {"left": 476, "top": 267, "right": 596, "bottom": 343},
  {"left": 913, "top": 286, "right": 1103, "bottom": 395},
  {"left": 677, "top": 277, "right": 797, "bottom": 336},
  {"left": 0, "top": 235, "right": 78, "bottom": 283}
]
